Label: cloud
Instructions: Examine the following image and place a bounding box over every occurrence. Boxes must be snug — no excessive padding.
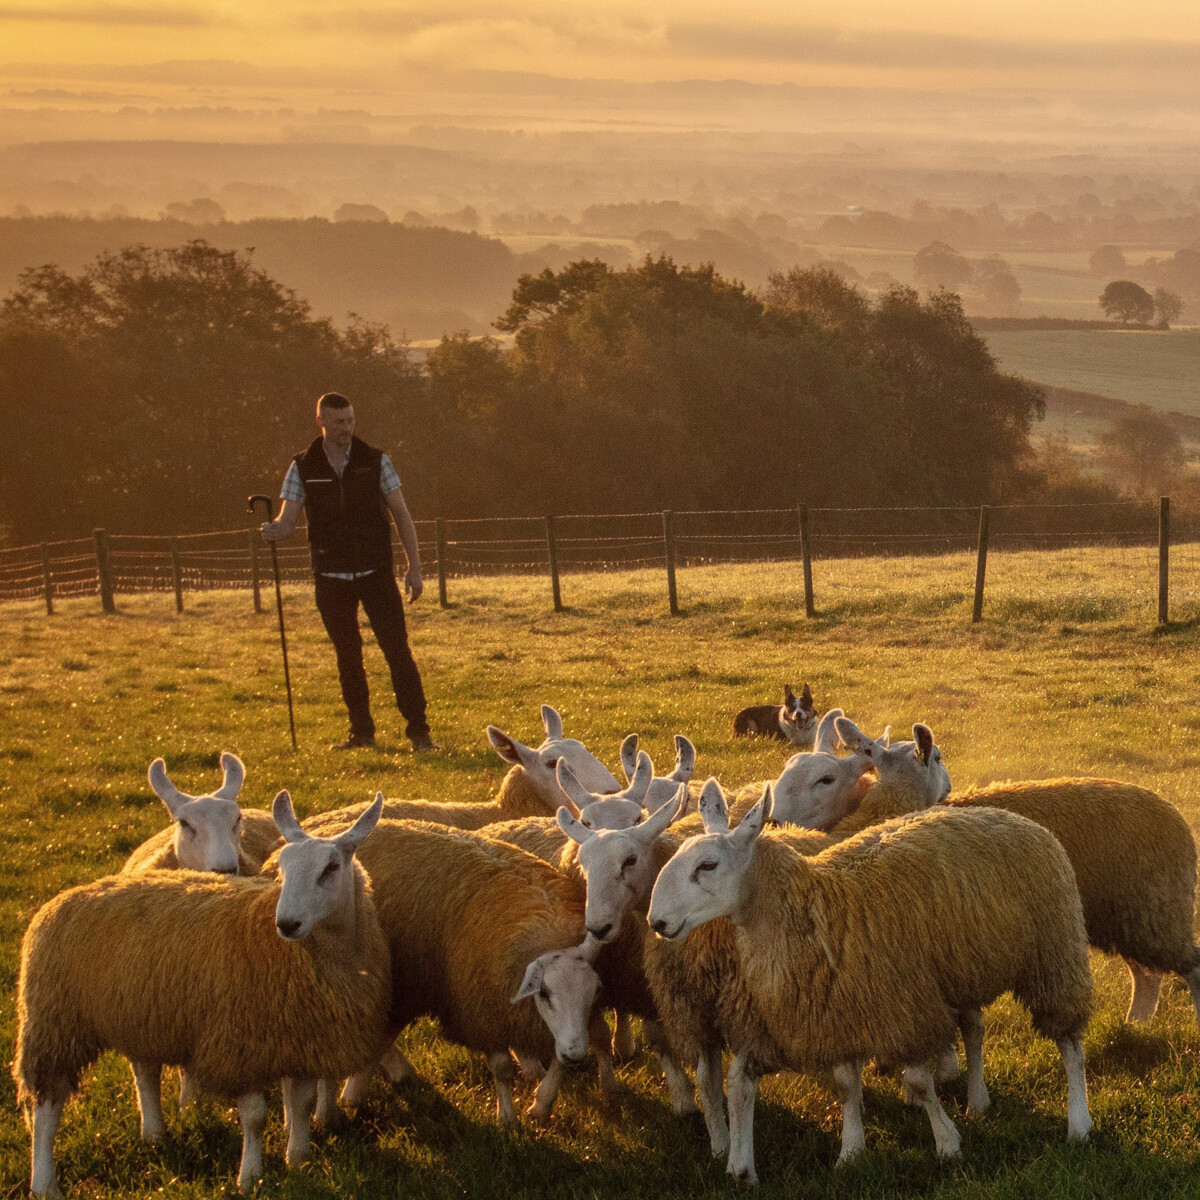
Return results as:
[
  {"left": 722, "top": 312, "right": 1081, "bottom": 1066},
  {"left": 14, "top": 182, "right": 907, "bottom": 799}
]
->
[
  {"left": 0, "top": 3, "right": 213, "bottom": 25},
  {"left": 667, "top": 23, "right": 1200, "bottom": 74}
]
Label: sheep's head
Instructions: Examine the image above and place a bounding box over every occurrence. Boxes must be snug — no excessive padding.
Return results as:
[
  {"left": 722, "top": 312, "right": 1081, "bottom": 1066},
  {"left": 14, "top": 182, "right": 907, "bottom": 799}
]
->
[
  {"left": 768, "top": 710, "right": 873, "bottom": 830},
  {"left": 648, "top": 784, "right": 772, "bottom": 940},
  {"left": 513, "top": 935, "right": 603, "bottom": 1065},
  {"left": 147, "top": 751, "right": 245, "bottom": 874},
  {"left": 835, "top": 716, "right": 951, "bottom": 805},
  {"left": 558, "top": 755, "right": 652, "bottom": 831},
  {"left": 272, "top": 790, "right": 382, "bottom": 941},
  {"left": 619, "top": 733, "right": 697, "bottom": 812},
  {"left": 486, "top": 705, "right": 620, "bottom": 813},
  {"left": 557, "top": 784, "right": 687, "bottom": 942}
]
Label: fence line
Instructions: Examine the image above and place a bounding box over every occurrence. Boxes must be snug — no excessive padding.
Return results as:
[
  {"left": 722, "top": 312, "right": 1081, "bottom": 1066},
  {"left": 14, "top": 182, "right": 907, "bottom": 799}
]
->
[{"left": 0, "top": 500, "right": 1195, "bottom": 626}]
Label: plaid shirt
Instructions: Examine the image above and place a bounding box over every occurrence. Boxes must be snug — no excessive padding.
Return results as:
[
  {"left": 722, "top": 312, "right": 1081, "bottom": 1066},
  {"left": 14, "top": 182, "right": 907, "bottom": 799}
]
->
[{"left": 281, "top": 441, "right": 402, "bottom": 580}]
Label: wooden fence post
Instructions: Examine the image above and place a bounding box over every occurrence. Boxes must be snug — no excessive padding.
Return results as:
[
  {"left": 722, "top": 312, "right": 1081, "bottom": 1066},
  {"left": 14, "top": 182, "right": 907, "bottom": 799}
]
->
[
  {"left": 41, "top": 544, "right": 53, "bottom": 616},
  {"left": 546, "top": 515, "right": 563, "bottom": 612},
  {"left": 93, "top": 528, "right": 115, "bottom": 613},
  {"left": 798, "top": 505, "right": 815, "bottom": 617},
  {"left": 972, "top": 506, "right": 990, "bottom": 624},
  {"left": 663, "top": 510, "right": 679, "bottom": 616},
  {"left": 1159, "top": 495, "right": 1170, "bottom": 626},
  {"left": 436, "top": 517, "right": 448, "bottom": 608},
  {"left": 249, "top": 529, "right": 262, "bottom": 614},
  {"left": 170, "top": 538, "right": 184, "bottom": 613}
]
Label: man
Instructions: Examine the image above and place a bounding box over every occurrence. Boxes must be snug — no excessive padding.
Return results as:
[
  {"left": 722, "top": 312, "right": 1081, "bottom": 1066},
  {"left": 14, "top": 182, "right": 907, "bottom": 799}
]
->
[{"left": 261, "top": 392, "right": 434, "bottom": 752}]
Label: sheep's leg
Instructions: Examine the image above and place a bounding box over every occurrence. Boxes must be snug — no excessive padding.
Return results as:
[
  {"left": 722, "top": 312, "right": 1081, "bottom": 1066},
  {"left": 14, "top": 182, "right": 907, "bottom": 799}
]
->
[
  {"left": 613, "top": 1010, "right": 637, "bottom": 1060},
  {"left": 488, "top": 1051, "right": 518, "bottom": 1128},
  {"left": 178, "top": 1068, "right": 199, "bottom": 1108},
  {"left": 281, "top": 1078, "right": 317, "bottom": 1167},
  {"left": 589, "top": 1012, "right": 620, "bottom": 1094},
  {"left": 1057, "top": 1036, "right": 1092, "bottom": 1142},
  {"left": 30, "top": 1098, "right": 64, "bottom": 1199},
  {"left": 315, "top": 1078, "right": 344, "bottom": 1124},
  {"left": 236, "top": 1092, "right": 268, "bottom": 1191},
  {"left": 934, "top": 1041, "right": 961, "bottom": 1085},
  {"left": 832, "top": 1061, "right": 865, "bottom": 1164},
  {"left": 529, "top": 1059, "right": 566, "bottom": 1125},
  {"left": 725, "top": 1054, "right": 760, "bottom": 1186},
  {"left": 1123, "top": 958, "right": 1164, "bottom": 1023},
  {"left": 131, "top": 1061, "right": 166, "bottom": 1142},
  {"left": 960, "top": 1008, "right": 990, "bottom": 1114},
  {"left": 516, "top": 1051, "right": 547, "bottom": 1081},
  {"left": 644, "top": 1019, "right": 697, "bottom": 1115},
  {"left": 901, "top": 1064, "right": 960, "bottom": 1159},
  {"left": 696, "top": 1044, "right": 730, "bottom": 1159},
  {"left": 381, "top": 1045, "right": 417, "bottom": 1082}
]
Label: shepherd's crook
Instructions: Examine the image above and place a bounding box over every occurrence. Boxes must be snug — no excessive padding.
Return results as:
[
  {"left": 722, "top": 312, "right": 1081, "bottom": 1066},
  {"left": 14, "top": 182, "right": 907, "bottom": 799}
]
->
[{"left": 248, "top": 494, "right": 297, "bottom": 750}]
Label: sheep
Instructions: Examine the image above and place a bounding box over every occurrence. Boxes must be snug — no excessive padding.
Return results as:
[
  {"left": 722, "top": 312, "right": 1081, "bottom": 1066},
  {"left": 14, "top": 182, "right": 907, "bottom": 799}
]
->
[
  {"left": 555, "top": 753, "right": 654, "bottom": 830},
  {"left": 295, "top": 809, "right": 606, "bottom": 1127},
  {"left": 14, "top": 793, "right": 391, "bottom": 1196},
  {"left": 788, "top": 719, "right": 1200, "bottom": 1028},
  {"left": 619, "top": 734, "right": 697, "bottom": 812},
  {"left": 733, "top": 683, "right": 817, "bottom": 746},
  {"left": 121, "top": 753, "right": 278, "bottom": 876},
  {"left": 648, "top": 788, "right": 1094, "bottom": 1182}
]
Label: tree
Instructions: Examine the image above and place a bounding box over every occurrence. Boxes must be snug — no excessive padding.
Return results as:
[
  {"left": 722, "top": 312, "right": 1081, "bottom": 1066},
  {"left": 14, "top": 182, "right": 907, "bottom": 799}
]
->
[
  {"left": 1096, "top": 408, "right": 1184, "bottom": 498},
  {"left": 912, "top": 241, "right": 972, "bottom": 292},
  {"left": 1154, "top": 288, "right": 1184, "bottom": 329},
  {"left": 1088, "top": 245, "right": 1126, "bottom": 276},
  {"left": 971, "top": 256, "right": 1021, "bottom": 314},
  {"left": 1099, "top": 280, "right": 1154, "bottom": 325}
]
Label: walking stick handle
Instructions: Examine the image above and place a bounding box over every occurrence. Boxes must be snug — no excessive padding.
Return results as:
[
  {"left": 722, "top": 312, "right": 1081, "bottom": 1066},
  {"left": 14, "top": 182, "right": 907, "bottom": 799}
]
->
[{"left": 248, "top": 494, "right": 277, "bottom": 521}]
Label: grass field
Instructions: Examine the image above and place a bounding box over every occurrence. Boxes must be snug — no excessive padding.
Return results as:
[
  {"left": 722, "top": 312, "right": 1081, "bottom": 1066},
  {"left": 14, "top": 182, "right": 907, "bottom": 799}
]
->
[
  {"left": 4, "top": 549, "right": 1200, "bottom": 1197},
  {"left": 982, "top": 329, "right": 1200, "bottom": 417}
]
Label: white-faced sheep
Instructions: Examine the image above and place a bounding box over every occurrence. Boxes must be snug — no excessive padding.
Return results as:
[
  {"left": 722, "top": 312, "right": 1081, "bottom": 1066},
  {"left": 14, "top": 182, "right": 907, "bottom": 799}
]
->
[
  {"left": 618, "top": 735, "right": 697, "bottom": 812},
  {"left": 786, "top": 718, "right": 1200, "bottom": 1028},
  {"left": 555, "top": 753, "right": 654, "bottom": 831},
  {"left": 648, "top": 789, "right": 1094, "bottom": 1183},
  {"left": 14, "top": 793, "right": 391, "bottom": 1196},
  {"left": 121, "top": 753, "right": 278, "bottom": 876},
  {"left": 295, "top": 810, "right": 606, "bottom": 1127}
]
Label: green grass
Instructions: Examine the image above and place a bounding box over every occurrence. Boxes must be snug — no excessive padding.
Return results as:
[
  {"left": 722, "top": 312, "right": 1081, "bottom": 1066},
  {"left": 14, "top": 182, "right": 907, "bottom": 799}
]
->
[
  {"left": 983, "top": 330, "right": 1200, "bottom": 416},
  {"left": 4, "top": 549, "right": 1200, "bottom": 1197}
]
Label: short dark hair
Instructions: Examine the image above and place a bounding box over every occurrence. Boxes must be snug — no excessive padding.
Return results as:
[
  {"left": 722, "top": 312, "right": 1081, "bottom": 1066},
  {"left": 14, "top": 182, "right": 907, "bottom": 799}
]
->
[{"left": 316, "top": 392, "right": 352, "bottom": 416}]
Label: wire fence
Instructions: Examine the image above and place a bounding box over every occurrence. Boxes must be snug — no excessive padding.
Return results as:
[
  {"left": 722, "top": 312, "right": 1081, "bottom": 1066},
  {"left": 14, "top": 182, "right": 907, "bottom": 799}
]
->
[{"left": 1, "top": 500, "right": 1196, "bottom": 625}]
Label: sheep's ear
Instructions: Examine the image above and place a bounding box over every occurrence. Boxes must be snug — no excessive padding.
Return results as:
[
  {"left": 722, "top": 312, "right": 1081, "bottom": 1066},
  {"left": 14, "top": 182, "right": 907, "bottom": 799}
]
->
[
  {"left": 557, "top": 806, "right": 593, "bottom": 844},
  {"left": 619, "top": 734, "right": 639, "bottom": 782},
  {"left": 698, "top": 778, "right": 729, "bottom": 833},
  {"left": 834, "top": 715, "right": 871, "bottom": 756},
  {"left": 214, "top": 751, "right": 245, "bottom": 800},
  {"left": 512, "top": 957, "right": 545, "bottom": 1004},
  {"left": 556, "top": 760, "right": 595, "bottom": 811},
  {"left": 638, "top": 784, "right": 686, "bottom": 840},
  {"left": 814, "top": 708, "right": 843, "bottom": 754},
  {"left": 337, "top": 792, "right": 383, "bottom": 854},
  {"left": 877, "top": 725, "right": 891, "bottom": 749},
  {"left": 487, "top": 726, "right": 531, "bottom": 767},
  {"left": 272, "top": 790, "right": 308, "bottom": 843},
  {"left": 541, "top": 705, "right": 564, "bottom": 741},
  {"left": 733, "top": 785, "right": 772, "bottom": 845},
  {"left": 913, "top": 724, "right": 934, "bottom": 766},
  {"left": 621, "top": 751, "right": 653, "bottom": 805},
  {"left": 148, "top": 758, "right": 189, "bottom": 817},
  {"left": 801, "top": 683, "right": 814, "bottom": 710},
  {"left": 673, "top": 735, "right": 695, "bottom": 780}
]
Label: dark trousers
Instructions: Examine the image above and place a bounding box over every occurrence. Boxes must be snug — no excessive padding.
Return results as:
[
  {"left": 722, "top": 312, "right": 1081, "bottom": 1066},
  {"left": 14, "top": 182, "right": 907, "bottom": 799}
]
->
[{"left": 314, "top": 570, "right": 429, "bottom": 740}]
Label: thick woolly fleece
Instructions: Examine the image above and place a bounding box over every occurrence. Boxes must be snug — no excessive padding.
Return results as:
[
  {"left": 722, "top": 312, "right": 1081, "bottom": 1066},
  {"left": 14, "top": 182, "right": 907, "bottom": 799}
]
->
[
  {"left": 721, "top": 807, "right": 1092, "bottom": 1076},
  {"left": 478, "top": 817, "right": 575, "bottom": 870},
  {"left": 305, "top": 767, "right": 558, "bottom": 833},
  {"left": 122, "top": 809, "right": 281, "bottom": 875},
  {"left": 294, "top": 817, "right": 588, "bottom": 1062},
  {"left": 947, "top": 779, "right": 1200, "bottom": 975},
  {"left": 14, "top": 868, "right": 391, "bottom": 1106}
]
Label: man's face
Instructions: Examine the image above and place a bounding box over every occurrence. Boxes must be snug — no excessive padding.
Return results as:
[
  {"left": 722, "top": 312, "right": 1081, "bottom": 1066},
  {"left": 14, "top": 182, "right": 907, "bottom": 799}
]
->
[{"left": 318, "top": 404, "right": 355, "bottom": 449}]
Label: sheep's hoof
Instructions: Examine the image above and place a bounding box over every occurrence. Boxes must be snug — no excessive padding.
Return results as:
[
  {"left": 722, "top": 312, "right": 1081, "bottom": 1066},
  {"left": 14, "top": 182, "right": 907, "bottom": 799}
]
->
[
  {"left": 140, "top": 1125, "right": 165, "bottom": 1144},
  {"left": 528, "top": 1105, "right": 553, "bottom": 1128},
  {"left": 671, "top": 1093, "right": 700, "bottom": 1117},
  {"left": 727, "top": 1163, "right": 758, "bottom": 1186}
]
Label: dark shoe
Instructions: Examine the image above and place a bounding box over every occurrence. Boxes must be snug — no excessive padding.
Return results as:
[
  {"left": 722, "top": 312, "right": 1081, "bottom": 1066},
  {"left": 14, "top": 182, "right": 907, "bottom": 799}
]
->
[
  {"left": 409, "top": 732, "right": 437, "bottom": 754},
  {"left": 332, "top": 733, "right": 376, "bottom": 750}
]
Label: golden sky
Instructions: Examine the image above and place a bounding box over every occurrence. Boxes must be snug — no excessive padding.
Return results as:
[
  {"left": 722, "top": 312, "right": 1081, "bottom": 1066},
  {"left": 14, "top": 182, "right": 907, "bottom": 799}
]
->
[{"left": 5, "top": 1, "right": 1200, "bottom": 94}]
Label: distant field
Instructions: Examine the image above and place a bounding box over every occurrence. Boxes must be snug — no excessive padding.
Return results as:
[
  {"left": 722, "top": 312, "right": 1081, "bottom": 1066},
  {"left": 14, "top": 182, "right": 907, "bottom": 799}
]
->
[
  {"left": 5, "top": 551, "right": 1200, "bottom": 1197},
  {"left": 983, "top": 329, "right": 1200, "bottom": 416}
]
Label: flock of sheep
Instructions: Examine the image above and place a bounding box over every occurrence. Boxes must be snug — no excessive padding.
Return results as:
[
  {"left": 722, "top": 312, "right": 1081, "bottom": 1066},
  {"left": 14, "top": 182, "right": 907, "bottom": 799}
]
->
[{"left": 14, "top": 695, "right": 1200, "bottom": 1195}]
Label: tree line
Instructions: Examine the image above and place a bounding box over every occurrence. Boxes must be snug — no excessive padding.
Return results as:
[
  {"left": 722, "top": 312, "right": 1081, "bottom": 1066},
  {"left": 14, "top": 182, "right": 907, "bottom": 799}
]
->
[{"left": 0, "top": 239, "right": 1094, "bottom": 543}]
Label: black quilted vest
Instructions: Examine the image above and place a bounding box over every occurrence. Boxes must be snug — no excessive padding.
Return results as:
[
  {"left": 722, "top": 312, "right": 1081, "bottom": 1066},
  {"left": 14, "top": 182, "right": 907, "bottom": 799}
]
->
[{"left": 293, "top": 435, "right": 393, "bottom": 575}]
